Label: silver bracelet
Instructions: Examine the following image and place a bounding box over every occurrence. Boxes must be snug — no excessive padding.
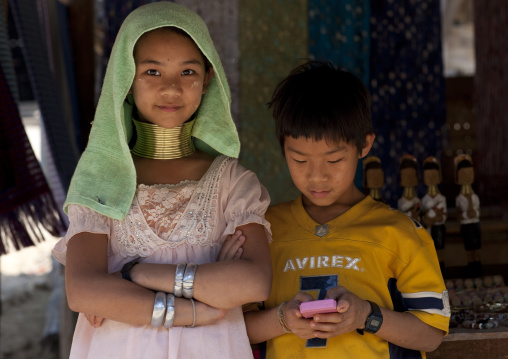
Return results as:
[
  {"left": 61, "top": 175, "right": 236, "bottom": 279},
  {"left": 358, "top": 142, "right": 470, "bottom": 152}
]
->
[
  {"left": 151, "top": 291, "right": 166, "bottom": 327},
  {"left": 182, "top": 263, "right": 198, "bottom": 299},
  {"left": 188, "top": 298, "right": 196, "bottom": 328},
  {"left": 174, "top": 263, "right": 187, "bottom": 297},
  {"left": 164, "top": 293, "right": 175, "bottom": 328}
]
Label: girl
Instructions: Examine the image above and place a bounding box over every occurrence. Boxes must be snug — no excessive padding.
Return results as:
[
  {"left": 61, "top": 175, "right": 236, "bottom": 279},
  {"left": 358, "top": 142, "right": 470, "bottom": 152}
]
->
[{"left": 52, "top": 2, "right": 272, "bottom": 358}]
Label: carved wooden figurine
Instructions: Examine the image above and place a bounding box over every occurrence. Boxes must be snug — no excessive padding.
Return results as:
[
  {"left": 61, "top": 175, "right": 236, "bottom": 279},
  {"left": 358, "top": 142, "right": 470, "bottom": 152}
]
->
[
  {"left": 397, "top": 154, "right": 420, "bottom": 221},
  {"left": 421, "top": 156, "right": 447, "bottom": 270},
  {"left": 363, "top": 156, "right": 385, "bottom": 203},
  {"left": 454, "top": 154, "right": 482, "bottom": 276}
]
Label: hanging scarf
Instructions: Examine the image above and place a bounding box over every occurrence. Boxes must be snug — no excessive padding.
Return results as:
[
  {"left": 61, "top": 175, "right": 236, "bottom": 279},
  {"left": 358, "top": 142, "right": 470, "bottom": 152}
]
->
[
  {"left": 64, "top": 2, "right": 240, "bottom": 220},
  {"left": 0, "top": 64, "right": 65, "bottom": 255}
]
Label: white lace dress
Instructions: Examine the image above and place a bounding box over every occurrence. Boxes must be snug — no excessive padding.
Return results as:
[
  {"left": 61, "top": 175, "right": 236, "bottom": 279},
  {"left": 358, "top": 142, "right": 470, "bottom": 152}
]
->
[{"left": 53, "top": 156, "right": 271, "bottom": 359}]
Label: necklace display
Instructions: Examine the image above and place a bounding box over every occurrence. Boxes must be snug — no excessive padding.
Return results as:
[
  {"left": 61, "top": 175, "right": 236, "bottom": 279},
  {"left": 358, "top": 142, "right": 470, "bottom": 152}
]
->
[{"left": 131, "top": 119, "right": 196, "bottom": 159}]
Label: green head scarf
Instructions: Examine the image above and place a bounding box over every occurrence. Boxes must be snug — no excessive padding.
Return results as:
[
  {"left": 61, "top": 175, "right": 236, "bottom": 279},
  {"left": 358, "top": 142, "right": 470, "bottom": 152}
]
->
[{"left": 64, "top": 2, "right": 240, "bottom": 220}]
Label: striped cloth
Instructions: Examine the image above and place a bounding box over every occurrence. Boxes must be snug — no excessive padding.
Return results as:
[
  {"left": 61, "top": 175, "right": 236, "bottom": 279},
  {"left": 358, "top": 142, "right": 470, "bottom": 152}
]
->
[
  {"left": 9, "top": 0, "right": 80, "bottom": 192},
  {"left": 0, "top": 63, "right": 65, "bottom": 255}
]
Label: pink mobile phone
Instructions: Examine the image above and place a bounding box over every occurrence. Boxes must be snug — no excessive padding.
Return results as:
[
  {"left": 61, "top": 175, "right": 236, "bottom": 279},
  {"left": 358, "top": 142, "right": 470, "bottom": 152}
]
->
[{"left": 300, "top": 299, "right": 338, "bottom": 318}]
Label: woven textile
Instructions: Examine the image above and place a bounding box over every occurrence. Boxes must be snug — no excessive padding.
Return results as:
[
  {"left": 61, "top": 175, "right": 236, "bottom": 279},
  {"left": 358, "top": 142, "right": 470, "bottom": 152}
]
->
[
  {"left": 473, "top": 0, "right": 508, "bottom": 204},
  {"left": 369, "top": 0, "right": 445, "bottom": 206},
  {"left": 0, "top": 64, "right": 65, "bottom": 255},
  {"left": 9, "top": 0, "right": 80, "bottom": 191},
  {"left": 238, "top": 0, "right": 307, "bottom": 205},
  {"left": 308, "top": 0, "right": 371, "bottom": 189}
]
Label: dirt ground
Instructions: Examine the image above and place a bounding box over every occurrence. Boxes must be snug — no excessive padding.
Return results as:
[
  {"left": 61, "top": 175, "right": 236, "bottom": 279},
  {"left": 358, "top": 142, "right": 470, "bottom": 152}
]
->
[
  {"left": 1, "top": 238, "right": 61, "bottom": 359},
  {"left": 0, "top": 274, "right": 58, "bottom": 359}
]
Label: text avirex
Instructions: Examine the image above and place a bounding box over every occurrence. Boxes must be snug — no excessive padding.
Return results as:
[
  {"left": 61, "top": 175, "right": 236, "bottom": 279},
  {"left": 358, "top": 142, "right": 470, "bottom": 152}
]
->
[{"left": 283, "top": 255, "right": 362, "bottom": 272}]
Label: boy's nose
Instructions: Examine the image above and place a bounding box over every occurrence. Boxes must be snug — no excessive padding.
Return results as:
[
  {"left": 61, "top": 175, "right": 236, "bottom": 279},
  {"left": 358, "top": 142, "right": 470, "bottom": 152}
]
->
[{"left": 306, "top": 163, "right": 328, "bottom": 181}]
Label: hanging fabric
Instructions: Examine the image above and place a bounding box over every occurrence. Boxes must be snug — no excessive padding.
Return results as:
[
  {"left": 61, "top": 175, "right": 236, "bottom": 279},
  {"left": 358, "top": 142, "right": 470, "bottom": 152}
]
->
[
  {"left": 0, "top": 63, "right": 65, "bottom": 254},
  {"left": 369, "top": 0, "right": 445, "bottom": 206},
  {"left": 308, "top": 0, "right": 371, "bottom": 189},
  {"left": 8, "top": 0, "right": 80, "bottom": 192}
]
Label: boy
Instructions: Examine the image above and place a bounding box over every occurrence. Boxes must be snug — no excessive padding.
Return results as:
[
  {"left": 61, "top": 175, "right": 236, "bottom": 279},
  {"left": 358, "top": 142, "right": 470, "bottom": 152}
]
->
[{"left": 245, "top": 61, "right": 450, "bottom": 358}]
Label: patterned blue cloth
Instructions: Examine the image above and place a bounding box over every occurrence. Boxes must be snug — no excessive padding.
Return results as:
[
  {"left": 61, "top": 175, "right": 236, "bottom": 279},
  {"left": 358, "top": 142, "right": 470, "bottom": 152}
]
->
[
  {"left": 308, "top": 0, "right": 371, "bottom": 189},
  {"left": 369, "top": 0, "right": 445, "bottom": 206}
]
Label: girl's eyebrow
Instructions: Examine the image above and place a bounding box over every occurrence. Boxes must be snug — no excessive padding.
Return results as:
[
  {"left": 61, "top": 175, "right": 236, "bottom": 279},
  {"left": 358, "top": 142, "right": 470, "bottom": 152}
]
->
[{"left": 138, "top": 58, "right": 203, "bottom": 66}]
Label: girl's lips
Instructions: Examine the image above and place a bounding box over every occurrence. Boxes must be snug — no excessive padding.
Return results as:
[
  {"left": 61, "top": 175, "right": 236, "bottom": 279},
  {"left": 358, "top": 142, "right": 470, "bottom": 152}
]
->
[
  {"left": 158, "top": 105, "right": 182, "bottom": 112},
  {"left": 310, "top": 190, "right": 330, "bottom": 198}
]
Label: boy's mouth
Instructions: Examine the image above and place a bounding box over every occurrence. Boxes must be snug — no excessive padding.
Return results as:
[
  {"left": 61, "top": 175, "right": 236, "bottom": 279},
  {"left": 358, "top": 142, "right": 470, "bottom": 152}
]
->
[{"left": 310, "top": 190, "right": 330, "bottom": 198}]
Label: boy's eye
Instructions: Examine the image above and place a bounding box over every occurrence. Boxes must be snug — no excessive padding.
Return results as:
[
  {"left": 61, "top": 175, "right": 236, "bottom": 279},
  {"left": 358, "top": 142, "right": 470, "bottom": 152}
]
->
[
  {"left": 328, "top": 159, "right": 342, "bottom": 164},
  {"left": 146, "top": 69, "right": 160, "bottom": 76},
  {"left": 182, "top": 69, "right": 195, "bottom": 76}
]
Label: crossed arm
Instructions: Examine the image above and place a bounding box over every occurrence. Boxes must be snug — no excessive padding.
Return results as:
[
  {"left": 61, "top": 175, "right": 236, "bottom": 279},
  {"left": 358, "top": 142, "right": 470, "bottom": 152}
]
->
[{"left": 65, "top": 223, "right": 272, "bottom": 327}]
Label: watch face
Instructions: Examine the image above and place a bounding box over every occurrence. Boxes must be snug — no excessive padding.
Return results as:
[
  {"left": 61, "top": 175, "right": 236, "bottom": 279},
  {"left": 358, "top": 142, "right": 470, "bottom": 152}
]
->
[{"left": 370, "top": 318, "right": 381, "bottom": 327}]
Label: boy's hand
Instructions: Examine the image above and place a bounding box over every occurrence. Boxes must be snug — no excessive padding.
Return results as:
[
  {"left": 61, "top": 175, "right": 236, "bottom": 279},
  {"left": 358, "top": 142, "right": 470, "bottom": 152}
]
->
[
  {"left": 217, "top": 230, "right": 245, "bottom": 261},
  {"left": 282, "top": 292, "right": 316, "bottom": 339},
  {"left": 308, "top": 286, "right": 371, "bottom": 338}
]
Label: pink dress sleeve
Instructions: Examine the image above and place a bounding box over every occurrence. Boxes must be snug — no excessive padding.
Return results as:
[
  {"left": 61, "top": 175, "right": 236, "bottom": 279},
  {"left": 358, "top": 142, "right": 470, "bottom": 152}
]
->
[
  {"left": 52, "top": 204, "right": 112, "bottom": 265},
  {"left": 221, "top": 160, "right": 272, "bottom": 242}
]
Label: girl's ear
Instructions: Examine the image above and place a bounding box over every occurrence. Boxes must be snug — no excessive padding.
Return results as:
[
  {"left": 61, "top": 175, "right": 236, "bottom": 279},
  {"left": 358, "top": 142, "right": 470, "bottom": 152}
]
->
[
  {"left": 202, "top": 67, "right": 215, "bottom": 94},
  {"left": 360, "top": 133, "right": 376, "bottom": 158}
]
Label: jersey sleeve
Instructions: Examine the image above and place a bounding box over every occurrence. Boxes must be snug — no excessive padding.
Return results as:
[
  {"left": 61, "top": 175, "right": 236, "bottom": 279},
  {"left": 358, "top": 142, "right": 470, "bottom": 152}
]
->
[
  {"left": 220, "top": 159, "right": 272, "bottom": 243},
  {"left": 52, "top": 204, "right": 112, "bottom": 265},
  {"left": 395, "top": 230, "right": 451, "bottom": 334}
]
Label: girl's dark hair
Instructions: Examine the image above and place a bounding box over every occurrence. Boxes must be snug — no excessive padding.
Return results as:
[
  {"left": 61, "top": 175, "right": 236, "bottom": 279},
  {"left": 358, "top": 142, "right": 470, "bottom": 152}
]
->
[
  {"left": 268, "top": 60, "right": 373, "bottom": 154},
  {"left": 135, "top": 26, "right": 212, "bottom": 72}
]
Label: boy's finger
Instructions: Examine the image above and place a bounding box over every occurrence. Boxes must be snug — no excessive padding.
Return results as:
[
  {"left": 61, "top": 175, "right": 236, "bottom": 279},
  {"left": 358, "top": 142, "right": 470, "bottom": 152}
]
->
[
  {"left": 324, "top": 286, "right": 349, "bottom": 300},
  {"left": 336, "top": 299, "right": 350, "bottom": 313}
]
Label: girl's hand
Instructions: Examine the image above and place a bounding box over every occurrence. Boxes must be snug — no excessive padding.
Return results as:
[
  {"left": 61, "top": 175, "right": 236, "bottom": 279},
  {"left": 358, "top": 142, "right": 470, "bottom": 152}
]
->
[
  {"left": 194, "top": 300, "right": 228, "bottom": 326},
  {"left": 84, "top": 313, "right": 105, "bottom": 328},
  {"left": 308, "top": 286, "right": 370, "bottom": 339},
  {"left": 282, "top": 292, "right": 316, "bottom": 339},
  {"left": 217, "top": 230, "right": 245, "bottom": 261}
]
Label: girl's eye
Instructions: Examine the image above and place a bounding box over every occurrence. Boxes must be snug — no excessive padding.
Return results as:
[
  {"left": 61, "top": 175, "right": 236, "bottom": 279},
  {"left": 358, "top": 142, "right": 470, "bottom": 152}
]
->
[
  {"left": 182, "top": 69, "right": 195, "bottom": 76},
  {"left": 146, "top": 69, "right": 160, "bottom": 76},
  {"left": 294, "top": 159, "right": 307, "bottom": 164}
]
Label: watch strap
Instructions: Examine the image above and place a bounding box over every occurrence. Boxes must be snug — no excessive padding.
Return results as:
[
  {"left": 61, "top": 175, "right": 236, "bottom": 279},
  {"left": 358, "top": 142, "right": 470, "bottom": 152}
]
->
[
  {"left": 121, "top": 259, "right": 140, "bottom": 281},
  {"left": 357, "top": 300, "right": 383, "bottom": 335}
]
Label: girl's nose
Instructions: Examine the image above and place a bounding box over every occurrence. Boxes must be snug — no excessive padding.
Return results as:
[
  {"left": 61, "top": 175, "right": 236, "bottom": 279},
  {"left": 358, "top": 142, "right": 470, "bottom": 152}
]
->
[{"left": 161, "top": 78, "right": 182, "bottom": 96}]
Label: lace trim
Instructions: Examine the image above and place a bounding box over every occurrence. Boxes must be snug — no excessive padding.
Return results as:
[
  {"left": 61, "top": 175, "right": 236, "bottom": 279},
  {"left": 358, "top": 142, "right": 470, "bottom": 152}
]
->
[{"left": 114, "top": 156, "right": 232, "bottom": 257}]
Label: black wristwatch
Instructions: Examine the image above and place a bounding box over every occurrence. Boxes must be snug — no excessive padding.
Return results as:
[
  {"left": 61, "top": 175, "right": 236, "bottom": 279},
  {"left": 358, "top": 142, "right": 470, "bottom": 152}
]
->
[
  {"left": 121, "top": 259, "right": 140, "bottom": 282},
  {"left": 357, "top": 300, "right": 383, "bottom": 335}
]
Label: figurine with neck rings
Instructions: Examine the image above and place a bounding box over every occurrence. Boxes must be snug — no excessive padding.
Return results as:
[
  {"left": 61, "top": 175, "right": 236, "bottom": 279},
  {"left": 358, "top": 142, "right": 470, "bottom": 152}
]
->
[
  {"left": 455, "top": 154, "right": 482, "bottom": 276},
  {"left": 421, "top": 156, "right": 447, "bottom": 270},
  {"left": 397, "top": 154, "right": 421, "bottom": 221},
  {"left": 363, "top": 156, "right": 386, "bottom": 203}
]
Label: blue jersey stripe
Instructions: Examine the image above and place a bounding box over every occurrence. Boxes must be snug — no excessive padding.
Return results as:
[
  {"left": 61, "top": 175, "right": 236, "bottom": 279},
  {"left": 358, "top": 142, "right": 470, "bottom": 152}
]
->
[{"left": 403, "top": 296, "right": 444, "bottom": 311}]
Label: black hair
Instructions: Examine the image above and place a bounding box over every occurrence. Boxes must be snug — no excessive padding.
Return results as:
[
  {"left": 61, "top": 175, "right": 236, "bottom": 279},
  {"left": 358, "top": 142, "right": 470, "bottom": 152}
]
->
[
  {"left": 400, "top": 158, "right": 418, "bottom": 170},
  {"left": 456, "top": 159, "right": 472, "bottom": 171},
  {"left": 365, "top": 161, "right": 382, "bottom": 171},
  {"left": 423, "top": 161, "right": 439, "bottom": 171},
  {"left": 134, "top": 26, "right": 212, "bottom": 72},
  {"left": 268, "top": 60, "right": 373, "bottom": 154}
]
